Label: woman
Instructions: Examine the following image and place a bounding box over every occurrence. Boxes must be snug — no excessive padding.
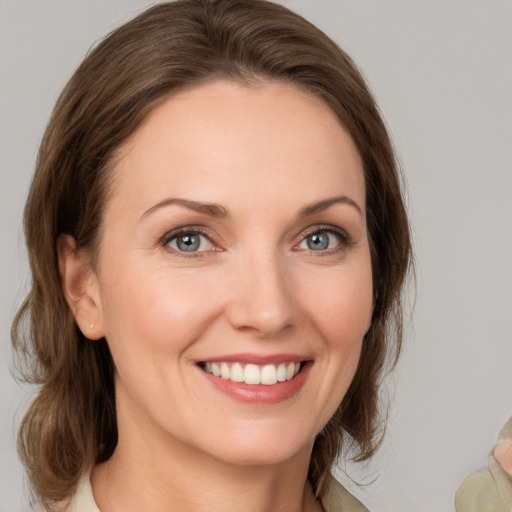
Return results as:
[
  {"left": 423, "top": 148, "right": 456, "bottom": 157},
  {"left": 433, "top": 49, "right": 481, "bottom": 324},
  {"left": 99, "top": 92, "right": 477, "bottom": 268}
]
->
[{"left": 12, "top": 1, "right": 412, "bottom": 511}]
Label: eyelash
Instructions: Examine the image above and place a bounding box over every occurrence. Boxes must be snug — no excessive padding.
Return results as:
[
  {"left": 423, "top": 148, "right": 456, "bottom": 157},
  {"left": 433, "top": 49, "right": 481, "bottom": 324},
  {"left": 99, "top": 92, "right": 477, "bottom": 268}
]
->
[
  {"left": 294, "top": 225, "right": 354, "bottom": 256},
  {"left": 159, "top": 224, "right": 354, "bottom": 257},
  {"left": 160, "top": 226, "right": 219, "bottom": 258}
]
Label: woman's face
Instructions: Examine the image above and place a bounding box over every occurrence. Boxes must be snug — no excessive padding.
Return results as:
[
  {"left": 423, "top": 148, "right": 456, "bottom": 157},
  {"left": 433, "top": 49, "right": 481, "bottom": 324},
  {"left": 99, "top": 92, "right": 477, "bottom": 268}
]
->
[{"left": 88, "top": 80, "right": 373, "bottom": 466}]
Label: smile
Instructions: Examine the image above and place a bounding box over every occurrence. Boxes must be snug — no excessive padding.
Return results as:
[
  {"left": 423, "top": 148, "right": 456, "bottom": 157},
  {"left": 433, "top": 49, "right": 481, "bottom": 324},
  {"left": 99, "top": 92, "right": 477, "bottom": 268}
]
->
[{"left": 201, "top": 361, "right": 302, "bottom": 385}]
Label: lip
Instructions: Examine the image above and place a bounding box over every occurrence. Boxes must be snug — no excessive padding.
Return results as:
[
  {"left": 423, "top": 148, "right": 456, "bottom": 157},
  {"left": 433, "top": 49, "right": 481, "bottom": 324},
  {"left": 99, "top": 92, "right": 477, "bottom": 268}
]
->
[
  {"left": 196, "top": 354, "right": 313, "bottom": 405},
  {"left": 196, "top": 353, "right": 308, "bottom": 365}
]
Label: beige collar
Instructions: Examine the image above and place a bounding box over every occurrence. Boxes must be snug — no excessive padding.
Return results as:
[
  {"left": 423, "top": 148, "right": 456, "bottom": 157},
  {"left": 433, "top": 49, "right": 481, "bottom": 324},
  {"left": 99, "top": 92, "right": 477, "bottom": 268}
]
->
[{"left": 66, "top": 473, "right": 369, "bottom": 512}]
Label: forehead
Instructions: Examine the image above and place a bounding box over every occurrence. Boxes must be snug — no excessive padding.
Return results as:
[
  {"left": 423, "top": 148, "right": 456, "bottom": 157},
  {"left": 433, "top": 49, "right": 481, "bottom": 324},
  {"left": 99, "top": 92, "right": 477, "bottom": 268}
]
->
[{"left": 107, "top": 79, "right": 365, "bottom": 220}]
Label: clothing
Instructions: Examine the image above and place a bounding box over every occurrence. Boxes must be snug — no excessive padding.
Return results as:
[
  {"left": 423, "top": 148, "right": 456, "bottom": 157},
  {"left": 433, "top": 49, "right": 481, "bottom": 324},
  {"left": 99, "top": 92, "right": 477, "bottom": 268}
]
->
[
  {"left": 454, "top": 417, "right": 512, "bottom": 512},
  {"left": 65, "top": 473, "right": 370, "bottom": 512},
  {"left": 322, "top": 477, "right": 370, "bottom": 512},
  {"left": 454, "top": 452, "right": 512, "bottom": 512}
]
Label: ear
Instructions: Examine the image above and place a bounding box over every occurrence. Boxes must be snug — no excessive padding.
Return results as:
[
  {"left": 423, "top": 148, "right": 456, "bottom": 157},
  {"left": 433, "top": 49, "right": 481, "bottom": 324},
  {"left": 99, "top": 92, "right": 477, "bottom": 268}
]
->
[{"left": 57, "top": 234, "right": 105, "bottom": 340}]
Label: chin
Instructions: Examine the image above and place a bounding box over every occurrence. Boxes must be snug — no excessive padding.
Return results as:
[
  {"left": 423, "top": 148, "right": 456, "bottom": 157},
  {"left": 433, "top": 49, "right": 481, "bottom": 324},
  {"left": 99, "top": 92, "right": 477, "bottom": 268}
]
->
[
  {"left": 194, "top": 422, "right": 316, "bottom": 468},
  {"left": 211, "top": 444, "right": 310, "bottom": 468}
]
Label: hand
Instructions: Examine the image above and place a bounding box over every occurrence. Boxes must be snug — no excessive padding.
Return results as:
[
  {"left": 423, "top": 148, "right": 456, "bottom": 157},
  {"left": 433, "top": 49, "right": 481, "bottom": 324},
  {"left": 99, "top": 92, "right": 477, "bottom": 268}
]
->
[{"left": 494, "top": 438, "right": 512, "bottom": 475}]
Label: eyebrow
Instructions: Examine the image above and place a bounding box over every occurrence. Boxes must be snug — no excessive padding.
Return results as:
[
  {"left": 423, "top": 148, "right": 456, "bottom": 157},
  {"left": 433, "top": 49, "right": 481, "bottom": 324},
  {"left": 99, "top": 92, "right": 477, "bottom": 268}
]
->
[
  {"left": 298, "top": 195, "right": 363, "bottom": 217},
  {"left": 142, "top": 194, "right": 362, "bottom": 220},
  {"left": 142, "top": 198, "right": 228, "bottom": 219}
]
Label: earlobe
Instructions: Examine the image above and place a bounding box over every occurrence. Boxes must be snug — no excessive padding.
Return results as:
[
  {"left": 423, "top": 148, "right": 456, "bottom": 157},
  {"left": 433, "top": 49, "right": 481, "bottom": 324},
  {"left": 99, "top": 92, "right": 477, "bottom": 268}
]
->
[{"left": 57, "top": 234, "right": 104, "bottom": 340}]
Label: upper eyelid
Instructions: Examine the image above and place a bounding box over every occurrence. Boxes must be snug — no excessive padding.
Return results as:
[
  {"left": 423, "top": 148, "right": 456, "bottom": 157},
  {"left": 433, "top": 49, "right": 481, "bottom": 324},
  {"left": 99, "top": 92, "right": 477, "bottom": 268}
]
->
[
  {"left": 294, "top": 225, "right": 354, "bottom": 252},
  {"left": 158, "top": 223, "right": 353, "bottom": 252},
  {"left": 297, "top": 224, "right": 351, "bottom": 241},
  {"left": 160, "top": 227, "right": 220, "bottom": 257},
  {"left": 159, "top": 226, "right": 218, "bottom": 251},
  {"left": 160, "top": 225, "right": 217, "bottom": 243}
]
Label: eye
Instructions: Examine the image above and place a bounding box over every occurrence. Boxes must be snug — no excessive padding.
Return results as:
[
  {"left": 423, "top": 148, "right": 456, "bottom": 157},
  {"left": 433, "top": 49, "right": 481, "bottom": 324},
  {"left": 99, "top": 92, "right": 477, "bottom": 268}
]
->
[
  {"left": 298, "top": 229, "right": 345, "bottom": 252},
  {"left": 165, "top": 231, "right": 215, "bottom": 253}
]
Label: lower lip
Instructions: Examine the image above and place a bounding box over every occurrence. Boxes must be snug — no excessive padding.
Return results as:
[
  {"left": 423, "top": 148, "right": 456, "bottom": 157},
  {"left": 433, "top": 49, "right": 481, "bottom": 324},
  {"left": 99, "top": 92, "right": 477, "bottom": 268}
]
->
[{"left": 199, "top": 362, "right": 312, "bottom": 405}]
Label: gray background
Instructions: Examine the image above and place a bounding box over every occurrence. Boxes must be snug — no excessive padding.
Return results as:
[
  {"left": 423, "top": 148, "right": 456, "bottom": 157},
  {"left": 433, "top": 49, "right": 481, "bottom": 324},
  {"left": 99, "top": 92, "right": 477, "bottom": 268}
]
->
[{"left": 1, "top": 1, "right": 511, "bottom": 511}]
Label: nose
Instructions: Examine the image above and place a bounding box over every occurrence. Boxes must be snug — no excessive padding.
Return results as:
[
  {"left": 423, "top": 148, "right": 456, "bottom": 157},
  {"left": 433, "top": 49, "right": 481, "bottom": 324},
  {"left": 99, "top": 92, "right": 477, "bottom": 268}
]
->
[{"left": 225, "top": 252, "right": 296, "bottom": 339}]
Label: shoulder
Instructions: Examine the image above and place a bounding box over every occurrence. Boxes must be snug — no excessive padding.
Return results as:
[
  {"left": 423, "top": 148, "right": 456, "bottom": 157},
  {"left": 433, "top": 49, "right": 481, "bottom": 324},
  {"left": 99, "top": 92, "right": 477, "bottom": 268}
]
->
[{"left": 321, "top": 475, "right": 370, "bottom": 512}]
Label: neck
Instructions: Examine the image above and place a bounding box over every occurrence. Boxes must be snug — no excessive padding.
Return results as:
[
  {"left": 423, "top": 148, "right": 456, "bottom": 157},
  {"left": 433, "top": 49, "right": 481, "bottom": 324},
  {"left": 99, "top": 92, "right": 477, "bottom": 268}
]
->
[{"left": 90, "top": 393, "right": 323, "bottom": 512}]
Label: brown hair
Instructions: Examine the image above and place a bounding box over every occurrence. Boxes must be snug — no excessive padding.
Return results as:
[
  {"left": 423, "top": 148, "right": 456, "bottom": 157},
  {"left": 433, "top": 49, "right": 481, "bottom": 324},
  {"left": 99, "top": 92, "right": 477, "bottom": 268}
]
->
[{"left": 12, "top": 0, "right": 412, "bottom": 508}]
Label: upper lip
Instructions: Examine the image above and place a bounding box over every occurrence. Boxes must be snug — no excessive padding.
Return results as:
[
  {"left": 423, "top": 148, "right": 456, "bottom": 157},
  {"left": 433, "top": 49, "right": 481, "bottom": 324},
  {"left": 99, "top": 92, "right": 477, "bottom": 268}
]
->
[{"left": 195, "top": 353, "right": 311, "bottom": 365}]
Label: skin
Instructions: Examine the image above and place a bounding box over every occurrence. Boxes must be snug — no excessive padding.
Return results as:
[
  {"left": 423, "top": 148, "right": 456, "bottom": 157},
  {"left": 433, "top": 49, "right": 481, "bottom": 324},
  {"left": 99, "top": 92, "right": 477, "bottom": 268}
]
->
[
  {"left": 58, "top": 80, "right": 373, "bottom": 512},
  {"left": 495, "top": 438, "right": 512, "bottom": 475}
]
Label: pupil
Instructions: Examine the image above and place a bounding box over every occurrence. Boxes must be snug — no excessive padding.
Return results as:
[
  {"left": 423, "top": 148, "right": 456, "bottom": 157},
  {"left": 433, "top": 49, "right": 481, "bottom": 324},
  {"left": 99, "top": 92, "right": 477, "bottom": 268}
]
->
[
  {"left": 307, "top": 232, "right": 328, "bottom": 251},
  {"left": 177, "top": 234, "right": 200, "bottom": 252}
]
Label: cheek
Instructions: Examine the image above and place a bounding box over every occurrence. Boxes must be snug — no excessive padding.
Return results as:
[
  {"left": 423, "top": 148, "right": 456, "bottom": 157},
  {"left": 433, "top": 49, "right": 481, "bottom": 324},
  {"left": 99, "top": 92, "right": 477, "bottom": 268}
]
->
[
  {"left": 96, "top": 266, "right": 224, "bottom": 415},
  {"left": 301, "top": 260, "right": 373, "bottom": 417},
  {"left": 300, "top": 263, "right": 373, "bottom": 345},
  {"left": 99, "top": 265, "right": 223, "bottom": 359}
]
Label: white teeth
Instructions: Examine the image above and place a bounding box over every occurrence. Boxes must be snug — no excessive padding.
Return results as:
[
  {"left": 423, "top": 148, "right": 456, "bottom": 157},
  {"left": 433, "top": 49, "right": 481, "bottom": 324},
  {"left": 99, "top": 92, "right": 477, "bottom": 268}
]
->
[
  {"left": 220, "top": 362, "right": 230, "bottom": 379},
  {"left": 286, "top": 362, "right": 295, "bottom": 380},
  {"left": 244, "top": 364, "right": 261, "bottom": 385},
  {"left": 202, "top": 361, "right": 303, "bottom": 385},
  {"left": 231, "top": 362, "right": 244, "bottom": 382},
  {"left": 276, "top": 363, "right": 287, "bottom": 382},
  {"left": 260, "top": 364, "right": 277, "bottom": 385},
  {"left": 211, "top": 362, "right": 221, "bottom": 377}
]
